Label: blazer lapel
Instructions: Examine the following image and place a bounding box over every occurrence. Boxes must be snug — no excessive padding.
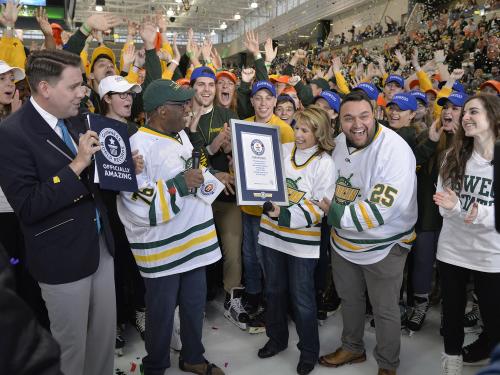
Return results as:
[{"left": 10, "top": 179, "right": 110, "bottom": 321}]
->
[{"left": 26, "top": 101, "right": 75, "bottom": 160}]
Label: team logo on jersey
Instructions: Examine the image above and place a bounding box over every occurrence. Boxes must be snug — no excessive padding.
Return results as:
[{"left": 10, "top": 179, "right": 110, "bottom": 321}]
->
[
  {"left": 286, "top": 177, "right": 305, "bottom": 206},
  {"left": 100, "top": 128, "right": 126, "bottom": 165},
  {"left": 200, "top": 180, "right": 216, "bottom": 196},
  {"left": 334, "top": 172, "right": 360, "bottom": 205},
  {"left": 250, "top": 139, "right": 265, "bottom": 155}
]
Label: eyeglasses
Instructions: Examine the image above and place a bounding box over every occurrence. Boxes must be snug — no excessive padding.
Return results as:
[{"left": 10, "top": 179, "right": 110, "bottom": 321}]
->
[{"left": 108, "top": 91, "right": 137, "bottom": 99}]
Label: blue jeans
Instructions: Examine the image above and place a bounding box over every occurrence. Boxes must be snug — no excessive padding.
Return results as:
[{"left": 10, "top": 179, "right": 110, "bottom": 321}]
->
[
  {"left": 262, "top": 246, "right": 319, "bottom": 364},
  {"left": 142, "top": 267, "right": 206, "bottom": 375},
  {"left": 242, "top": 213, "right": 264, "bottom": 294},
  {"left": 411, "top": 230, "right": 439, "bottom": 295}
]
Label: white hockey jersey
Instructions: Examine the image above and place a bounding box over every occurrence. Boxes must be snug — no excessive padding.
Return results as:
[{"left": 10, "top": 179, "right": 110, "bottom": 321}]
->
[
  {"left": 330, "top": 124, "right": 418, "bottom": 265},
  {"left": 117, "top": 126, "right": 221, "bottom": 278},
  {"left": 258, "top": 143, "right": 336, "bottom": 258}
]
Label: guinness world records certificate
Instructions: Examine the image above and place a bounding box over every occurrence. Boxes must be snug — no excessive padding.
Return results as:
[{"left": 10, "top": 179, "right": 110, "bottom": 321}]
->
[{"left": 230, "top": 119, "right": 288, "bottom": 206}]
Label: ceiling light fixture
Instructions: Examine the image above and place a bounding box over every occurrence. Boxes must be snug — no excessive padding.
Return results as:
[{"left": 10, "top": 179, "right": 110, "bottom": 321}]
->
[
  {"left": 175, "top": 0, "right": 183, "bottom": 3},
  {"left": 250, "top": 1, "right": 258, "bottom": 8},
  {"left": 95, "top": 5, "right": 103, "bottom": 11},
  {"left": 220, "top": 21, "right": 227, "bottom": 30},
  {"left": 210, "top": 30, "right": 216, "bottom": 36},
  {"left": 166, "top": 7, "right": 175, "bottom": 16},
  {"left": 234, "top": 13, "right": 241, "bottom": 20}
]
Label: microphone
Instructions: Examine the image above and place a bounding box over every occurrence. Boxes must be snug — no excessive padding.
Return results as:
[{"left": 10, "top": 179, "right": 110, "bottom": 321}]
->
[
  {"left": 191, "top": 149, "right": 201, "bottom": 194},
  {"left": 80, "top": 109, "right": 91, "bottom": 131},
  {"left": 263, "top": 201, "right": 273, "bottom": 216}
]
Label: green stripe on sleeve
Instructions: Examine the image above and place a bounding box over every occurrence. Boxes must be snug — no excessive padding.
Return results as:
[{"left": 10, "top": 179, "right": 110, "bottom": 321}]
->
[
  {"left": 149, "top": 193, "right": 157, "bottom": 226},
  {"left": 366, "top": 200, "right": 384, "bottom": 226},
  {"left": 166, "top": 179, "right": 180, "bottom": 214},
  {"left": 327, "top": 201, "right": 345, "bottom": 228},
  {"left": 349, "top": 205, "right": 363, "bottom": 232},
  {"left": 277, "top": 207, "right": 291, "bottom": 227}
]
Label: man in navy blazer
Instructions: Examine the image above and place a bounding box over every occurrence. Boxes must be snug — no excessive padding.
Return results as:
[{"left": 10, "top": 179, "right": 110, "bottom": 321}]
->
[{"left": 0, "top": 49, "right": 116, "bottom": 375}]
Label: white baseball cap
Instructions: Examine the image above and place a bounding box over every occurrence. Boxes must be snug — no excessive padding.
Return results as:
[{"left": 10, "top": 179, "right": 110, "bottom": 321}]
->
[
  {"left": 0, "top": 60, "right": 25, "bottom": 81},
  {"left": 98, "top": 75, "right": 142, "bottom": 99}
]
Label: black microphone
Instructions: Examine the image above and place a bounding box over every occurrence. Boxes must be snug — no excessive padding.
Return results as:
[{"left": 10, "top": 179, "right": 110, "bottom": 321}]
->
[
  {"left": 263, "top": 201, "right": 273, "bottom": 216},
  {"left": 80, "top": 108, "right": 91, "bottom": 131},
  {"left": 191, "top": 149, "right": 201, "bottom": 194}
]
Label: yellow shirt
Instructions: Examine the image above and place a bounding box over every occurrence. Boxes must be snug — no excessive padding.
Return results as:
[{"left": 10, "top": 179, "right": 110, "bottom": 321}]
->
[{"left": 241, "top": 114, "right": 295, "bottom": 216}]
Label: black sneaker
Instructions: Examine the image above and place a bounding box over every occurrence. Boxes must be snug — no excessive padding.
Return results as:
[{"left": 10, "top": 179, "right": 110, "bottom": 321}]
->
[
  {"left": 462, "top": 331, "right": 491, "bottom": 366},
  {"left": 115, "top": 325, "right": 125, "bottom": 356},
  {"left": 406, "top": 296, "right": 429, "bottom": 332},
  {"left": 135, "top": 307, "right": 146, "bottom": 340},
  {"left": 242, "top": 292, "right": 261, "bottom": 316},
  {"left": 463, "top": 302, "right": 480, "bottom": 332}
]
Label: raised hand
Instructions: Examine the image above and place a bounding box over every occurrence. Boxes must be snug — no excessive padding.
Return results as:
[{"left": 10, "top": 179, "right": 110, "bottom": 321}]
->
[
  {"left": 264, "top": 38, "right": 277, "bottom": 63},
  {"left": 295, "top": 49, "right": 307, "bottom": 59},
  {"left": 10, "top": 89, "right": 21, "bottom": 113},
  {"left": 211, "top": 47, "right": 222, "bottom": 70},
  {"left": 134, "top": 48, "right": 146, "bottom": 68},
  {"left": 411, "top": 47, "right": 420, "bottom": 69},
  {"left": 395, "top": 49, "right": 407, "bottom": 68},
  {"left": 0, "top": 0, "right": 21, "bottom": 28},
  {"left": 288, "top": 75, "right": 301, "bottom": 86},
  {"left": 244, "top": 30, "right": 260, "bottom": 56},
  {"left": 428, "top": 120, "right": 443, "bottom": 142},
  {"left": 127, "top": 20, "right": 138, "bottom": 37},
  {"left": 35, "top": 7, "right": 52, "bottom": 35},
  {"left": 201, "top": 38, "right": 213, "bottom": 63},
  {"left": 450, "top": 68, "right": 465, "bottom": 81},
  {"left": 241, "top": 67, "right": 256, "bottom": 83},
  {"left": 155, "top": 11, "right": 167, "bottom": 33},
  {"left": 86, "top": 13, "right": 125, "bottom": 32},
  {"left": 332, "top": 56, "right": 342, "bottom": 72},
  {"left": 172, "top": 33, "right": 181, "bottom": 62},
  {"left": 122, "top": 43, "right": 136, "bottom": 69},
  {"left": 434, "top": 49, "right": 445, "bottom": 64},
  {"left": 140, "top": 22, "right": 157, "bottom": 50}
]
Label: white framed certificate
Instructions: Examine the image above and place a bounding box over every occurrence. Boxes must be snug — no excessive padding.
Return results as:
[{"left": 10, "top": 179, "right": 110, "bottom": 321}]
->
[{"left": 230, "top": 119, "right": 288, "bottom": 206}]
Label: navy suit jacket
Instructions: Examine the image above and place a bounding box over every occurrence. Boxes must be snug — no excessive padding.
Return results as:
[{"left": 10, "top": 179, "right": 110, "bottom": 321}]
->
[{"left": 0, "top": 100, "right": 114, "bottom": 284}]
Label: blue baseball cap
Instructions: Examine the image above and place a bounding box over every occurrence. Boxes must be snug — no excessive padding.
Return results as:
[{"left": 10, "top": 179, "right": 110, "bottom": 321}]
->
[
  {"left": 437, "top": 91, "right": 469, "bottom": 107},
  {"left": 385, "top": 74, "right": 405, "bottom": 88},
  {"left": 409, "top": 90, "right": 428, "bottom": 106},
  {"left": 387, "top": 93, "right": 418, "bottom": 111},
  {"left": 313, "top": 90, "right": 341, "bottom": 113},
  {"left": 251, "top": 80, "right": 276, "bottom": 97},
  {"left": 438, "top": 80, "right": 465, "bottom": 93},
  {"left": 353, "top": 82, "right": 379, "bottom": 101},
  {"left": 190, "top": 66, "right": 216, "bottom": 84}
]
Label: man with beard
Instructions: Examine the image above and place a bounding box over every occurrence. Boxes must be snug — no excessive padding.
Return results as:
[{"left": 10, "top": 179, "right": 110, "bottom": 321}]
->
[
  {"left": 186, "top": 66, "right": 244, "bottom": 316},
  {"left": 315, "top": 91, "right": 417, "bottom": 375}
]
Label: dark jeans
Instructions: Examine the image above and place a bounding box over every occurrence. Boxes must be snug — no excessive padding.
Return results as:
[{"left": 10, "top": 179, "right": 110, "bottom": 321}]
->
[
  {"left": 242, "top": 213, "right": 265, "bottom": 294},
  {"left": 410, "top": 230, "right": 439, "bottom": 295},
  {"left": 439, "top": 261, "right": 500, "bottom": 355},
  {"left": 262, "top": 246, "right": 319, "bottom": 364},
  {"left": 142, "top": 267, "right": 207, "bottom": 375}
]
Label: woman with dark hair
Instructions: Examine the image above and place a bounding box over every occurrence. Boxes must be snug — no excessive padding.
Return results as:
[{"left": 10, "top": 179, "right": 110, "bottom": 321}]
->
[{"left": 434, "top": 94, "right": 500, "bottom": 375}]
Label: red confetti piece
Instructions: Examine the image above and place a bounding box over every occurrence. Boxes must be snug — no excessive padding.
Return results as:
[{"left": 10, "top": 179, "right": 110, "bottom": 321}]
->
[{"left": 130, "top": 362, "right": 137, "bottom": 372}]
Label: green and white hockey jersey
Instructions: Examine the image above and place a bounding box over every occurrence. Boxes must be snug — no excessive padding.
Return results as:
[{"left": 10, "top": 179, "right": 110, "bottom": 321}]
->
[
  {"left": 258, "top": 143, "right": 336, "bottom": 258},
  {"left": 329, "top": 124, "right": 417, "bottom": 265},
  {"left": 117, "top": 126, "right": 221, "bottom": 278}
]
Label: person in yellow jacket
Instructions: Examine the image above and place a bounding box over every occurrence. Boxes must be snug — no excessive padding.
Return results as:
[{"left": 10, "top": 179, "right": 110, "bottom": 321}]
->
[{"left": 240, "top": 80, "right": 294, "bottom": 319}]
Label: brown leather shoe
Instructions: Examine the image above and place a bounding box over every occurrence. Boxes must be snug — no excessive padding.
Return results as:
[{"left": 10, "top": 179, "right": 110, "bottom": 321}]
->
[
  {"left": 378, "top": 369, "right": 396, "bottom": 375},
  {"left": 318, "top": 347, "right": 366, "bottom": 367}
]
